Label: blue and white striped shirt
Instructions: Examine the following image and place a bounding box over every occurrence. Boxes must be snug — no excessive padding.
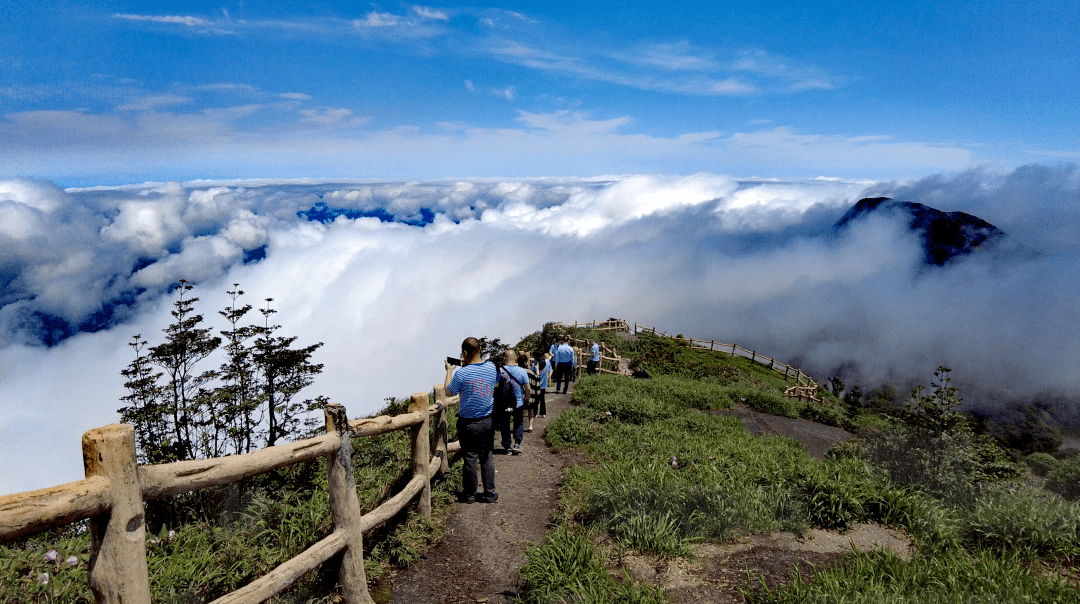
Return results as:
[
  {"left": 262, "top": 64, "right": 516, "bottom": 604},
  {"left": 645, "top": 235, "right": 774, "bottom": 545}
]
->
[{"left": 447, "top": 361, "right": 497, "bottom": 419}]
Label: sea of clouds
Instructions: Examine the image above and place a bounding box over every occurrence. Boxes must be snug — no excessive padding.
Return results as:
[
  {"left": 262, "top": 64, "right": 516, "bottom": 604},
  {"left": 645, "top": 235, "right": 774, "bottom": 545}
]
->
[{"left": 1, "top": 165, "right": 1078, "bottom": 494}]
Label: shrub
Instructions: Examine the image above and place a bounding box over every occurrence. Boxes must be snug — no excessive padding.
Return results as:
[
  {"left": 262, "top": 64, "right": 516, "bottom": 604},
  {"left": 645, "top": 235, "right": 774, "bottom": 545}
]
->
[
  {"left": 518, "top": 526, "right": 664, "bottom": 604},
  {"left": 963, "top": 484, "right": 1080, "bottom": 561},
  {"left": 1025, "top": 452, "right": 1058, "bottom": 477},
  {"left": 1046, "top": 457, "right": 1080, "bottom": 501}
]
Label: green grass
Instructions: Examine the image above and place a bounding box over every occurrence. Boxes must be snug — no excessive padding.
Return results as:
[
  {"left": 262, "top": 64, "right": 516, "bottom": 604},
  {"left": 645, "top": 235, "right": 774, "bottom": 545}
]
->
[
  {"left": 741, "top": 548, "right": 1080, "bottom": 604},
  {"left": 519, "top": 371, "right": 1080, "bottom": 604}
]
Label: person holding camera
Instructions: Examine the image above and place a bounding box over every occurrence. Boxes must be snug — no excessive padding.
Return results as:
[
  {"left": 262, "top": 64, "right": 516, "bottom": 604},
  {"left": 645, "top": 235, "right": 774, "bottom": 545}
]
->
[{"left": 444, "top": 337, "right": 499, "bottom": 504}]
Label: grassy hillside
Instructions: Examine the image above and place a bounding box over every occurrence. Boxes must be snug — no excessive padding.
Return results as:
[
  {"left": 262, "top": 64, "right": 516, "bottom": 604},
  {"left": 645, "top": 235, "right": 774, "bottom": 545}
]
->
[
  {"left": 5, "top": 323, "right": 1080, "bottom": 603},
  {"left": 515, "top": 328, "right": 1080, "bottom": 603}
]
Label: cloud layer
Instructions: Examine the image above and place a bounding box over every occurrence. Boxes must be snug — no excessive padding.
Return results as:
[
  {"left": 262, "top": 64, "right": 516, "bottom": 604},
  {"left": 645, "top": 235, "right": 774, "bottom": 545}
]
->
[{"left": 1, "top": 166, "right": 1077, "bottom": 493}]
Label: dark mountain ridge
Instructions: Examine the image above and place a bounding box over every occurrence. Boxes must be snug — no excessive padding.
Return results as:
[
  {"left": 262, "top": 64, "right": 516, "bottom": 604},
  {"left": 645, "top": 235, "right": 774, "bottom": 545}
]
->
[{"left": 834, "top": 197, "right": 1008, "bottom": 266}]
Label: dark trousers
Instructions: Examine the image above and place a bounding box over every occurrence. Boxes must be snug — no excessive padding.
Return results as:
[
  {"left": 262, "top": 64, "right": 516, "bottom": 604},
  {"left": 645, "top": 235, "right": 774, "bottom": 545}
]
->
[
  {"left": 536, "top": 389, "right": 547, "bottom": 415},
  {"left": 457, "top": 415, "right": 495, "bottom": 496},
  {"left": 554, "top": 362, "right": 572, "bottom": 393},
  {"left": 497, "top": 406, "right": 524, "bottom": 449},
  {"left": 587, "top": 360, "right": 598, "bottom": 375}
]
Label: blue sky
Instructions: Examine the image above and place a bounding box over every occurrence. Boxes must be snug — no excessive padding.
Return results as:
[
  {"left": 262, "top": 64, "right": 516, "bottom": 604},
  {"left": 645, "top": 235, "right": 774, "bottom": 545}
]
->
[{"left": 2, "top": 1, "right": 1078, "bottom": 185}]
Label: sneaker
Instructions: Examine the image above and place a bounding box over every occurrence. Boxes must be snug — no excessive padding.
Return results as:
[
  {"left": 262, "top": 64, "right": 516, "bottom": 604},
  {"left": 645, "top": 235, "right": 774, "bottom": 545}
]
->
[
  {"left": 457, "top": 492, "right": 475, "bottom": 504},
  {"left": 475, "top": 491, "right": 499, "bottom": 503},
  {"left": 511, "top": 443, "right": 523, "bottom": 454},
  {"left": 525, "top": 426, "right": 533, "bottom": 432}
]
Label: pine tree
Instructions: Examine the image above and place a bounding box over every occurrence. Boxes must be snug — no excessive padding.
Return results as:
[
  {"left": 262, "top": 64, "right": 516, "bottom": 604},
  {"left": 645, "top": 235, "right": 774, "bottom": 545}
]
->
[
  {"left": 253, "top": 298, "right": 324, "bottom": 447},
  {"left": 118, "top": 335, "right": 171, "bottom": 463},
  {"left": 148, "top": 280, "right": 222, "bottom": 461},
  {"left": 217, "top": 285, "right": 261, "bottom": 455}
]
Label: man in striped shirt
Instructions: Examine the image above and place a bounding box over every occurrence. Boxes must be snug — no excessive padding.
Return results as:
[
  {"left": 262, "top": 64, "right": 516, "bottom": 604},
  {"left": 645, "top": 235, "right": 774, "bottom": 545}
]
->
[{"left": 444, "top": 337, "right": 499, "bottom": 504}]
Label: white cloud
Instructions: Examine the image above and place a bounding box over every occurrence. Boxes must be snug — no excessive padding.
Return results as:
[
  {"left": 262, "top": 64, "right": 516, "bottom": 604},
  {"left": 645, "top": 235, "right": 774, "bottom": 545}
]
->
[
  {"left": 1, "top": 168, "right": 1079, "bottom": 495},
  {"left": 620, "top": 41, "right": 719, "bottom": 71},
  {"left": 116, "top": 95, "right": 192, "bottom": 112},
  {"left": 360, "top": 12, "right": 400, "bottom": 27},
  {"left": 464, "top": 80, "right": 476, "bottom": 92},
  {"left": 114, "top": 13, "right": 212, "bottom": 28},
  {"left": 299, "top": 107, "right": 371, "bottom": 129},
  {"left": 491, "top": 86, "right": 516, "bottom": 100},
  {"left": 413, "top": 6, "right": 449, "bottom": 20},
  {"left": 727, "top": 127, "right": 975, "bottom": 174},
  {"left": 280, "top": 92, "right": 313, "bottom": 101}
]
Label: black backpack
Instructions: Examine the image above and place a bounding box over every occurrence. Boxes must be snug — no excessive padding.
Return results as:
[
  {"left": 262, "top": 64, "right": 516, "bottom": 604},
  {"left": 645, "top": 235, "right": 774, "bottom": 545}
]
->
[{"left": 494, "top": 368, "right": 517, "bottom": 414}]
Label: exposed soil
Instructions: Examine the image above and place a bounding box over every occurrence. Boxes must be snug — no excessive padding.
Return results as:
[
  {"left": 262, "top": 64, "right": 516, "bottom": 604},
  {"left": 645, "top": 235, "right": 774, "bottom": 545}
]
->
[
  {"left": 387, "top": 387, "right": 911, "bottom": 604},
  {"left": 716, "top": 404, "right": 855, "bottom": 460},
  {"left": 387, "top": 387, "right": 578, "bottom": 604}
]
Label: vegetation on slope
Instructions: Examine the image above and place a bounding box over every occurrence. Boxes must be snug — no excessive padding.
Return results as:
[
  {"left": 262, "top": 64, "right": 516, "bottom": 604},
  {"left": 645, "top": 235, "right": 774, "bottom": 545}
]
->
[{"left": 515, "top": 327, "right": 1080, "bottom": 604}]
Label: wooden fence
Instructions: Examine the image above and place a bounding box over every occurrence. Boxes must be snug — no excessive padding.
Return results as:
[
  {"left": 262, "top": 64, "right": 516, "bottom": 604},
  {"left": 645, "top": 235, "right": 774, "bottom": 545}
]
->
[
  {"left": 553, "top": 318, "right": 820, "bottom": 402},
  {"left": 549, "top": 321, "right": 628, "bottom": 377},
  {"left": 0, "top": 386, "right": 464, "bottom": 604}
]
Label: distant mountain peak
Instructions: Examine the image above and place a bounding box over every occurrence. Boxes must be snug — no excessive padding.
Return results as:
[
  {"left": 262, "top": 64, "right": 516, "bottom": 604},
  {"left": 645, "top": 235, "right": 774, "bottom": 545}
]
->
[{"left": 834, "top": 197, "right": 1007, "bottom": 266}]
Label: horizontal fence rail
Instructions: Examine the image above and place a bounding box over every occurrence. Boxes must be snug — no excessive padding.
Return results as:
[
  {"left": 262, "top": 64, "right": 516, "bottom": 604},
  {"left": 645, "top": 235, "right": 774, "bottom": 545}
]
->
[{"left": 0, "top": 388, "right": 465, "bottom": 604}]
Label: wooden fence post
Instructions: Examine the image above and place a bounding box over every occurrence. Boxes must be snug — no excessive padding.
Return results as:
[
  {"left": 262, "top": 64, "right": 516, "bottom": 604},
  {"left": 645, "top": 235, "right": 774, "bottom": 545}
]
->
[
  {"left": 751, "top": 351, "right": 756, "bottom": 364},
  {"left": 324, "top": 404, "right": 374, "bottom": 604},
  {"left": 83, "top": 424, "right": 151, "bottom": 604},
  {"left": 410, "top": 393, "right": 432, "bottom": 519},
  {"left": 432, "top": 386, "right": 450, "bottom": 475}
]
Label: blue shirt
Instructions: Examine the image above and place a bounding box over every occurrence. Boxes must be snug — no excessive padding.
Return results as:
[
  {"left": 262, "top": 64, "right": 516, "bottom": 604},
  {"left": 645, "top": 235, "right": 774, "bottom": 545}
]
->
[
  {"left": 554, "top": 344, "right": 575, "bottom": 365},
  {"left": 590, "top": 343, "right": 600, "bottom": 362},
  {"left": 502, "top": 365, "right": 529, "bottom": 408},
  {"left": 532, "top": 359, "right": 551, "bottom": 389},
  {"left": 501, "top": 367, "right": 527, "bottom": 408},
  {"left": 447, "top": 361, "right": 497, "bottom": 419}
]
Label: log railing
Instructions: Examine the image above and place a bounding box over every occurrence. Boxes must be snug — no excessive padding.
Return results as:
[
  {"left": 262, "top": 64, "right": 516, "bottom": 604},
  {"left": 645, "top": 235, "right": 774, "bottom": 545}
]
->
[{"left": 0, "top": 386, "right": 464, "bottom": 604}]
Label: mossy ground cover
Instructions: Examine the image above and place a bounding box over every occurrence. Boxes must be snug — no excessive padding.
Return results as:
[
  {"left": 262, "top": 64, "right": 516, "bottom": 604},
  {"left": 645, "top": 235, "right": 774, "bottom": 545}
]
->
[{"left": 518, "top": 372, "right": 1080, "bottom": 604}]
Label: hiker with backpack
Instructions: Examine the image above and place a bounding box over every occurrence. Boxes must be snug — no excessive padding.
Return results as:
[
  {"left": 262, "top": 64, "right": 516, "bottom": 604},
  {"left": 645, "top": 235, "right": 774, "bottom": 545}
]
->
[{"left": 495, "top": 350, "right": 531, "bottom": 455}]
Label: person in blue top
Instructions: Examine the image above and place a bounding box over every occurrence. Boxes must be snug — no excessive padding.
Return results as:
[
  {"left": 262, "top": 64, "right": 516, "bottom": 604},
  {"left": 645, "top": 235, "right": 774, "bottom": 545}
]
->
[
  {"left": 498, "top": 350, "right": 531, "bottom": 454},
  {"left": 444, "top": 337, "right": 499, "bottom": 504},
  {"left": 530, "top": 350, "right": 552, "bottom": 420},
  {"left": 587, "top": 339, "right": 601, "bottom": 375},
  {"left": 552, "top": 336, "right": 576, "bottom": 394}
]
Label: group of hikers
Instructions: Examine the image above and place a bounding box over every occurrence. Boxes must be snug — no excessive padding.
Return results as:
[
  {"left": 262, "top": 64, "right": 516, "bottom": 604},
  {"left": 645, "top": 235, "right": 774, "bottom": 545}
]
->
[{"left": 442, "top": 335, "right": 595, "bottom": 504}]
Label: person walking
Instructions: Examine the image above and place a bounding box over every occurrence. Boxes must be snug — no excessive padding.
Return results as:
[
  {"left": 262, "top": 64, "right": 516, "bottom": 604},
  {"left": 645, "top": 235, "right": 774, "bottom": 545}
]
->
[
  {"left": 587, "top": 338, "right": 600, "bottom": 375},
  {"left": 531, "top": 350, "right": 551, "bottom": 418},
  {"left": 444, "top": 337, "right": 499, "bottom": 503},
  {"left": 552, "top": 336, "right": 576, "bottom": 394},
  {"left": 521, "top": 352, "right": 541, "bottom": 431},
  {"left": 499, "top": 350, "right": 531, "bottom": 454}
]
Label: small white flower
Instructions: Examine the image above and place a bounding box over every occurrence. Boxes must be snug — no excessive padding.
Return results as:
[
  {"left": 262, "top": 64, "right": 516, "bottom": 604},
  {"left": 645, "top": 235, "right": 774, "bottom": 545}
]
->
[
  {"left": 168, "top": 530, "right": 176, "bottom": 540},
  {"left": 36, "top": 572, "right": 50, "bottom": 585},
  {"left": 604, "top": 411, "right": 612, "bottom": 416},
  {"left": 44, "top": 550, "right": 58, "bottom": 562},
  {"left": 65, "top": 556, "right": 79, "bottom": 567}
]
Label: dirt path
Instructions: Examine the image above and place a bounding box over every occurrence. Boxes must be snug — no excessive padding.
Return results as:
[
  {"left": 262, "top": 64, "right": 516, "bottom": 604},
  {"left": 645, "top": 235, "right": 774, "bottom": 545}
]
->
[{"left": 387, "top": 387, "right": 577, "bottom": 604}]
